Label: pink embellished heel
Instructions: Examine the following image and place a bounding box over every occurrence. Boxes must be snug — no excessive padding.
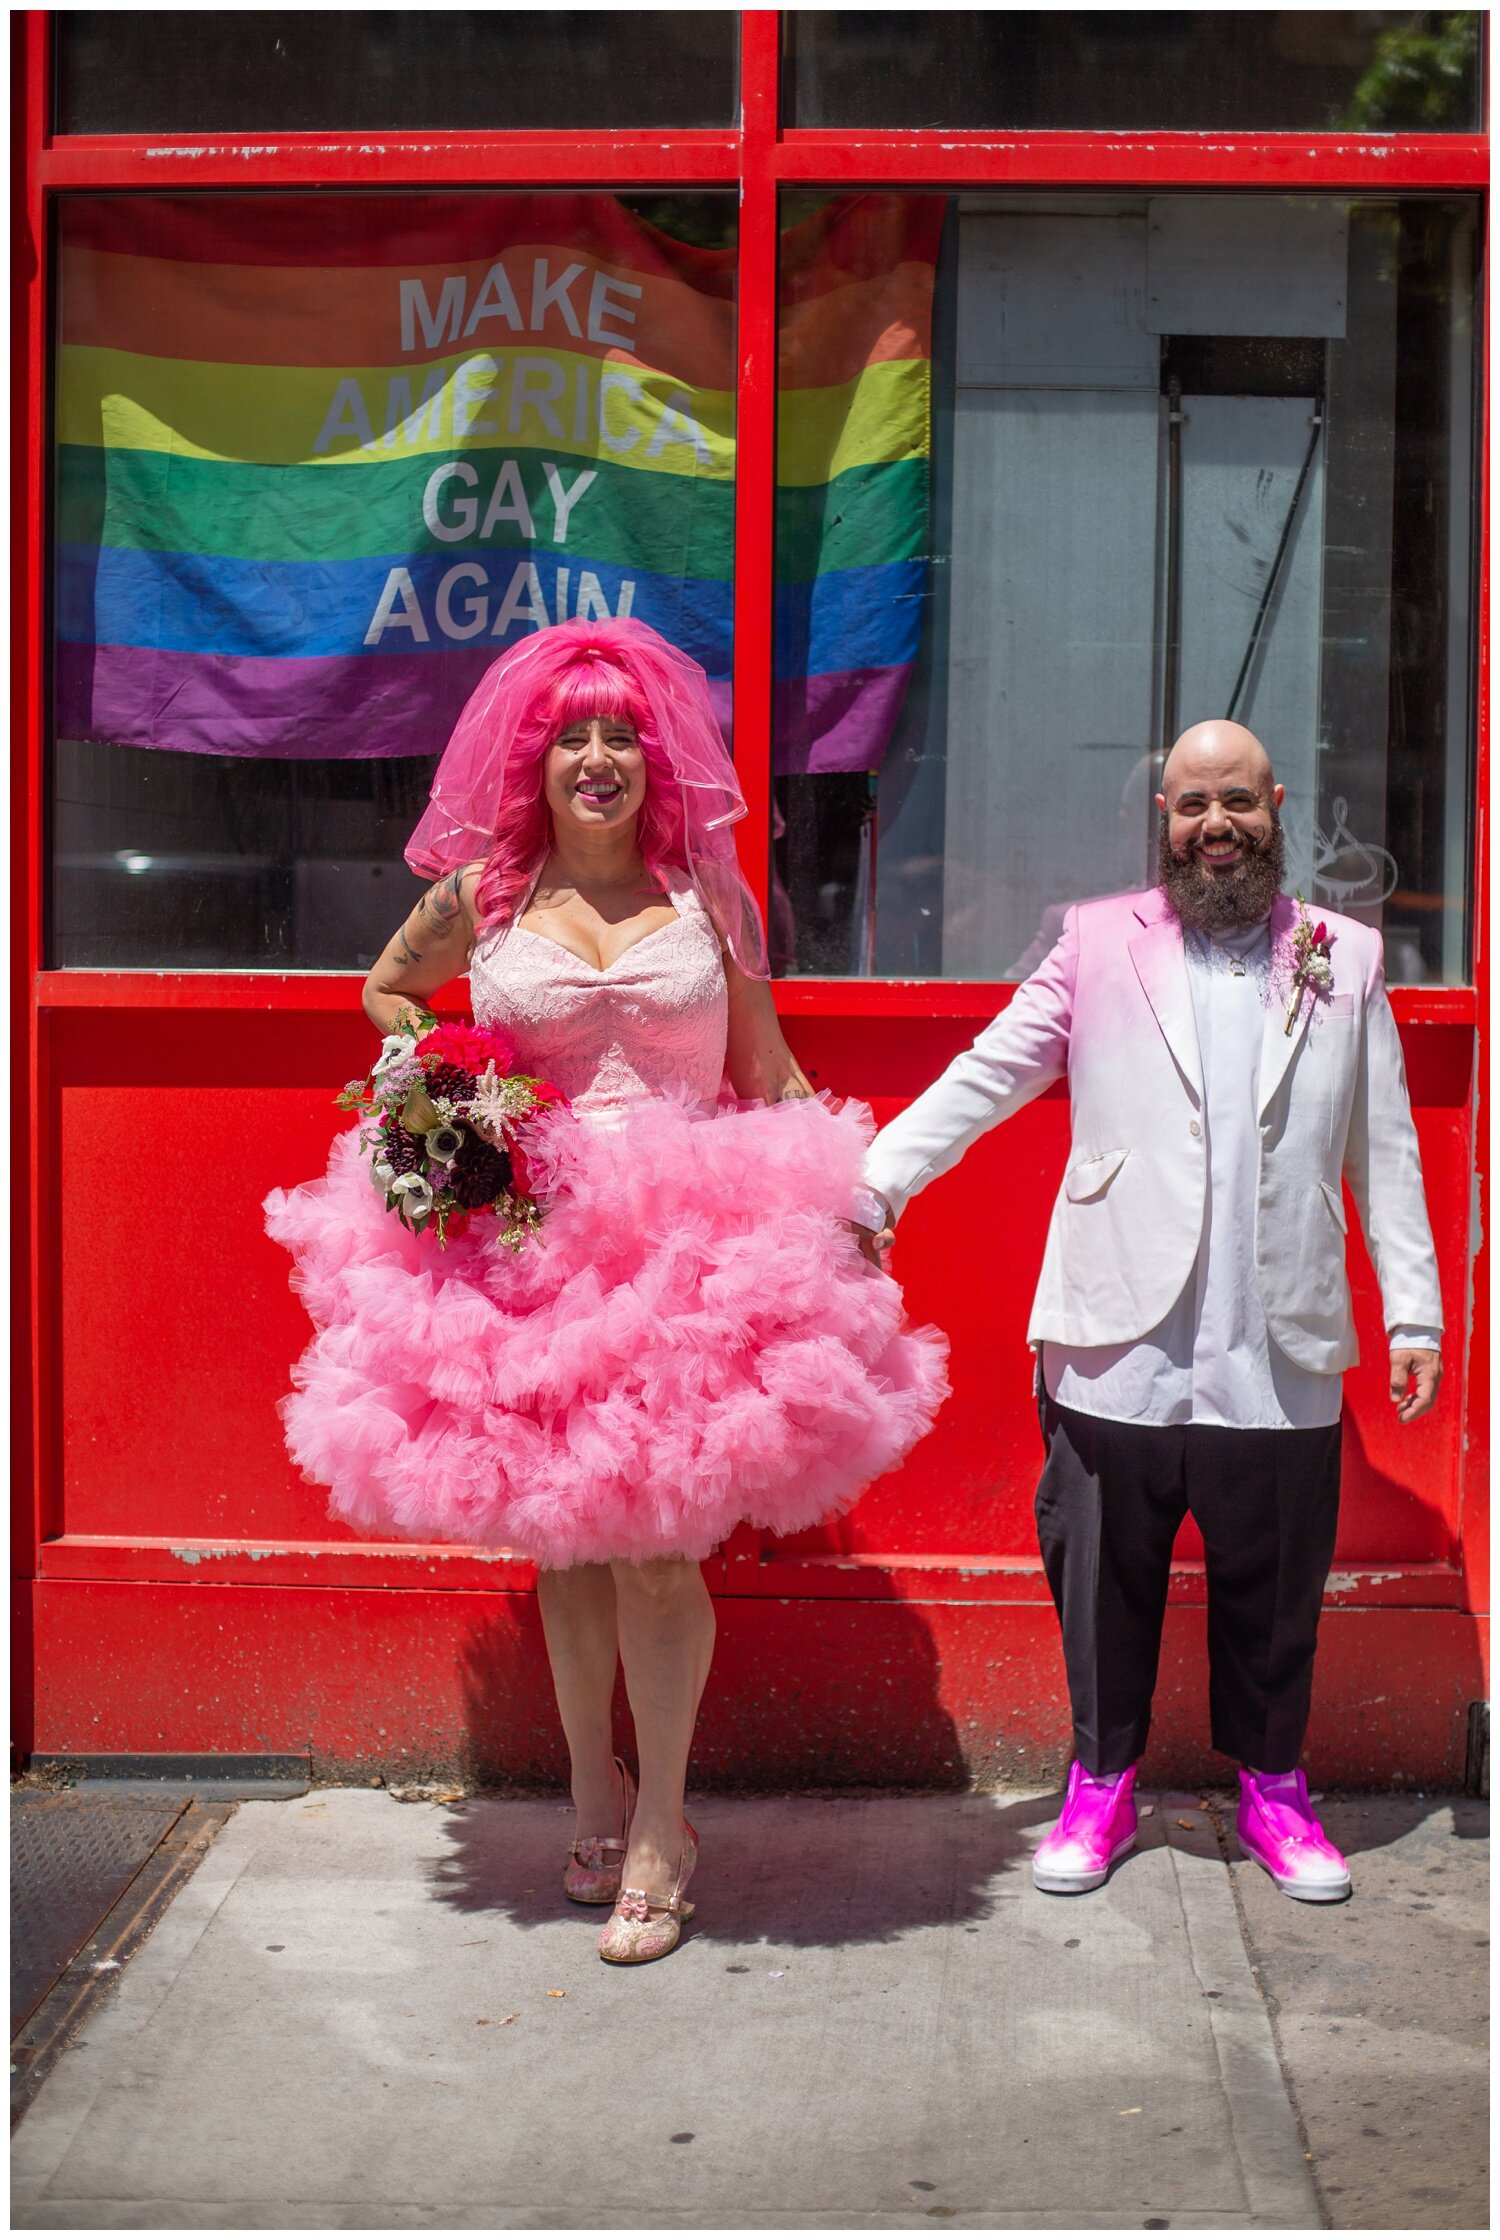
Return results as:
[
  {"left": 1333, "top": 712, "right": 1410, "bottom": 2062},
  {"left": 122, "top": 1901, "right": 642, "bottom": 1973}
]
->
[
  {"left": 597, "top": 1820, "right": 698, "bottom": 1964},
  {"left": 563, "top": 1756, "right": 636, "bottom": 1906}
]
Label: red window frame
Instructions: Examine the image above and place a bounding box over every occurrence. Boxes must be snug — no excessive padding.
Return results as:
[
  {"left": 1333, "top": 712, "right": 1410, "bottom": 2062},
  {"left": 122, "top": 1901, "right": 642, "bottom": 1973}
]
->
[{"left": 13, "top": 12, "right": 1489, "bottom": 1741}]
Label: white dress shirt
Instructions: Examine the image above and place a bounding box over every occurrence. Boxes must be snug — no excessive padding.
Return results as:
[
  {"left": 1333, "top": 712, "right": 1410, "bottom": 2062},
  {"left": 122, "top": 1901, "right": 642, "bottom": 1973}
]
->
[{"left": 1044, "top": 914, "right": 1439, "bottom": 1430}]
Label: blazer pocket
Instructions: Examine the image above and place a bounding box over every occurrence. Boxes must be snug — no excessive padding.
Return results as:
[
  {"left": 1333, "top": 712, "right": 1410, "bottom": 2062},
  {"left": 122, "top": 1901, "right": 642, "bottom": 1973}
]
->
[
  {"left": 1064, "top": 1147, "right": 1130, "bottom": 1203},
  {"left": 1325, "top": 992, "right": 1355, "bottom": 1019},
  {"left": 1320, "top": 1179, "right": 1349, "bottom": 1234}
]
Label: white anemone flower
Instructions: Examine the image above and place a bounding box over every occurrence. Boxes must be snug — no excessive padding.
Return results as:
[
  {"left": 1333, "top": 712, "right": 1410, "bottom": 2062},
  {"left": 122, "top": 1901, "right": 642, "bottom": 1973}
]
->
[
  {"left": 372, "top": 1031, "right": 418, "bottom": 1081},
  {"left": 389, "top": 1172, "right": 436, "bottom": 1223}
]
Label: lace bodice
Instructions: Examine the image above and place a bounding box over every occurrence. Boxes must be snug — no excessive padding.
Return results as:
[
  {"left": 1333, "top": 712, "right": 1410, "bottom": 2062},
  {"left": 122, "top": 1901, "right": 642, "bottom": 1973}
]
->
[{"left": 469, "top": 884, "right": 729, "bottom": 1115}]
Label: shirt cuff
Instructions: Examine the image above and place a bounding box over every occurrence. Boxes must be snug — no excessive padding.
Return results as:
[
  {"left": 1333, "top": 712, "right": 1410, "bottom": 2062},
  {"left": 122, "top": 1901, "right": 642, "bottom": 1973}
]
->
[
  {"left": 1389, "top": 1327, "right": 1443, "bottom": 1353},
  {"left": 850, "top": 1185, "right": 893, "bottom": 1232}
]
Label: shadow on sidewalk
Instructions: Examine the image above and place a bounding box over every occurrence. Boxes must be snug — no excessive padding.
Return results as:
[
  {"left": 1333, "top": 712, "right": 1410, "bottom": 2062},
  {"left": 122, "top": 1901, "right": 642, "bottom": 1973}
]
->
[{"left": 423, "top": 1787, "right": 1063, "bottom": 1946}]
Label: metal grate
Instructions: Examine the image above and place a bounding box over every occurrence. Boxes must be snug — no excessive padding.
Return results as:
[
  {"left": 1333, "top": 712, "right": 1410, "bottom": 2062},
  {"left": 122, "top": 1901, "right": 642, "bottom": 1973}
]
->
[{"left": 10, "top": 1793, "right": 183, "bottom": 2036}]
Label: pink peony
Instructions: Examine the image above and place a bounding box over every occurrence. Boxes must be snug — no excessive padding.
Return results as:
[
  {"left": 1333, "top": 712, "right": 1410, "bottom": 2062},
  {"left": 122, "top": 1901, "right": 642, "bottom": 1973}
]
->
[{"left": 416, "top": 1021, "right": 518, "bottom": 1075}]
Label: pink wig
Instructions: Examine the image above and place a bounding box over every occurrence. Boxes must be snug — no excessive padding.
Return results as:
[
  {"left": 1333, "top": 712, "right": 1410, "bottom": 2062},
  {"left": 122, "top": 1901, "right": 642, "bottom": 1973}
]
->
[{"left": 406, "top": 621, "right": 767, "bottom": 977}]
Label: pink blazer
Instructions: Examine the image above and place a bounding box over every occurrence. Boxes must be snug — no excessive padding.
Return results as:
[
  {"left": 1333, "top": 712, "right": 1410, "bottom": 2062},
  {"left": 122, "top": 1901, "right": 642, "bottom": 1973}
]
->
[{"left": 865, "top": 888, "right": 1442, "bottom": 1372}]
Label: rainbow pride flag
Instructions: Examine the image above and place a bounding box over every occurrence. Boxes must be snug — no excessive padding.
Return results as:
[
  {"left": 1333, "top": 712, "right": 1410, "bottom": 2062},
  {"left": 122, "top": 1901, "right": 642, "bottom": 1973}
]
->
[
  {"left": 55, "top": 193, "right": 937, "bottom": 773},
  {"left": 775, "top": 196, "right": 943, "bottom": 775}
]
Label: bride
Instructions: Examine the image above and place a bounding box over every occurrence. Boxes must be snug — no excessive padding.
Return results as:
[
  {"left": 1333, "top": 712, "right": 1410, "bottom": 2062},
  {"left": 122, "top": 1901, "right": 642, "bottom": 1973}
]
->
[{"left": 266, "top": 618, "right": 948, "bottom": 1963}]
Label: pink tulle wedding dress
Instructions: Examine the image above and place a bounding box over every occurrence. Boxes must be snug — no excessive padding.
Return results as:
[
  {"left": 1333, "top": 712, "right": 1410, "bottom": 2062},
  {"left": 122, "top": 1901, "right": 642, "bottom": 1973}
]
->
[{"left": 265, "top": 882, "right": 948, "bottom": 1568}]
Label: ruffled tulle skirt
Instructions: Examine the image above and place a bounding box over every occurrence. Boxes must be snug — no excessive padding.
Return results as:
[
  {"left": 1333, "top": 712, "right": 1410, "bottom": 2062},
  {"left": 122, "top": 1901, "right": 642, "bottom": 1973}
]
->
[{"left": 263, "top": 1093, "right": 949, "bottom": 1567}]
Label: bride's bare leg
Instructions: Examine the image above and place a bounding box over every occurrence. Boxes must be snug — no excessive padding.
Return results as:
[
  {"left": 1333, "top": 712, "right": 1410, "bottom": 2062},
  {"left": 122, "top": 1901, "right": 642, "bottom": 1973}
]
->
[
  {"left": 536, "top": 1563, "right": 623, "bottom": 1836},
  {"left": 611, "top": 1555, "right": 716, "bottom": 1890}
]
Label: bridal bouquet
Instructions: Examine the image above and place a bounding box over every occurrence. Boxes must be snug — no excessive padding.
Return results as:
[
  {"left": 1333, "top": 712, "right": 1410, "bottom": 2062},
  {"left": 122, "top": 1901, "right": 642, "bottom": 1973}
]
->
[{"left": 337, "top": 1012, "right": 564, "bottom": 1247}]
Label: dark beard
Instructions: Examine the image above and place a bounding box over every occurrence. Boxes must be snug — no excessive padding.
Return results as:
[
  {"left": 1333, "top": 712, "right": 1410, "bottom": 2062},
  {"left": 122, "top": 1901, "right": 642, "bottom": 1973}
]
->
[{"left": 1157, "top": 814, "right": 1285, "bottom": 932}]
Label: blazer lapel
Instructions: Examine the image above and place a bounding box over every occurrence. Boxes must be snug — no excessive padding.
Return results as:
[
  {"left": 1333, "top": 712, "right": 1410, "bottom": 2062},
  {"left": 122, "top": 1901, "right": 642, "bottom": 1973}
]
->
[
  {"left": 1128, "top": 898, "right": 1203, "bottom": 1104},
  {"left": 1257, "top": 892, "right": 1312, "bottom": 1117}
]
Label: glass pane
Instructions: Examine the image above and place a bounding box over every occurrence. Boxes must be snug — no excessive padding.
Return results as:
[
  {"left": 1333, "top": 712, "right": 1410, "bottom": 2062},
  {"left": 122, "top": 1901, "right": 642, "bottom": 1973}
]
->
[
  {"left": 52, "top": 191, "right": 737, "bottom": 969},
  {"left": 55, "top": 10, "right": 738, "bottom": 134},
  {"left": 784, "top": 12, "right": 1483, "bottom": 132},
  {"left": 772, "top": 191, "right": 1478, "bottom": 984}
]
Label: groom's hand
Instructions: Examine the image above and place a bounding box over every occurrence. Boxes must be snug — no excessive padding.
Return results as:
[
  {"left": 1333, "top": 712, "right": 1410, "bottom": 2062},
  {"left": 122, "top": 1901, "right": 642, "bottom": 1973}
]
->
[
  {"left": 1390, "top": 1347, "right": 1442, "bottom": 1423},
  {"left": 849, "top": 1222, "right": 894, "bottom": 1268}
]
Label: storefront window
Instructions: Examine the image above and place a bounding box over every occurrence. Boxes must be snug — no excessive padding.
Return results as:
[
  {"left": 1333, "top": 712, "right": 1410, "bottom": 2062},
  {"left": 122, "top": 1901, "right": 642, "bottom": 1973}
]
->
[
  {"left": 772, "top": 191, "right": 1479, "bottom": 983},
  {"left": 51, "top": 191, "right": 737, "bottom": 969},
  {"left": 783, "top": 12, "right": 1483, "bottom": 133},
  {"left": 54, "top": 12, "right": 739, "bottom": 134}
]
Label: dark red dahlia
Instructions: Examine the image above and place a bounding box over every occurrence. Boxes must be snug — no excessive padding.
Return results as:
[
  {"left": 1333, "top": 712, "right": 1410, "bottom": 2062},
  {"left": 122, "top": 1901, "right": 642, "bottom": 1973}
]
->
[
  {"left": 421, "top": 1061, "right": 476, "bottom": 1104},
  {"left": 381, "top": 1122, "right": 425, "bottom": 1178},
  {"left": 449, "top": 1132, "right": 513, "bottom": 1208}
]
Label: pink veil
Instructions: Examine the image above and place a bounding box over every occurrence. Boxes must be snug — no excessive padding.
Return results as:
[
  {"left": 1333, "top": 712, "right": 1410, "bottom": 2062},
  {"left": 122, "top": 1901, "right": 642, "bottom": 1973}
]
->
[{"left": 405, "top": 620, "right": 768, "bottom": 978}]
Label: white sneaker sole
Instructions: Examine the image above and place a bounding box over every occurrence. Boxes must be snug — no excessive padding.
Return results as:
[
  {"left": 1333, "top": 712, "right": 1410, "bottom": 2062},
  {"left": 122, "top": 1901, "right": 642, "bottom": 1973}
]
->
[
  {"left": 1032, "top": 1832, "right": 1136, "bottom": 1895},
  {"left": 1244, "top": 1848, "right": 1352, "bottom": 1903}
]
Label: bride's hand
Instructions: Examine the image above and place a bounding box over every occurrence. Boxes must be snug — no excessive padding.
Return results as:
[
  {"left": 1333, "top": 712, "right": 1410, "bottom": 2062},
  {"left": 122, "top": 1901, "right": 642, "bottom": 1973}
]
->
[{"left": 849, "top": 1221, "right": 893, "bottom": 1268}]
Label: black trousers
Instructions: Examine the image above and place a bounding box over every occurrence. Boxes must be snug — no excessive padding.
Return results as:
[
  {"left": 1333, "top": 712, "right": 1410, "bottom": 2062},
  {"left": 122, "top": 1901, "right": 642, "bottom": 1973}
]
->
[{"left": 1034, "top": 1389, "right": 1342, "bottom": 1776}]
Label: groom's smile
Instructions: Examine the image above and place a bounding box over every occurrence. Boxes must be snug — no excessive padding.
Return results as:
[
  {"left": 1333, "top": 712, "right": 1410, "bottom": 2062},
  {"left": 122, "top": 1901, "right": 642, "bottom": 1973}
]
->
[{"left": 1155, "top": 719, "right": 1287, "bottom": 932}]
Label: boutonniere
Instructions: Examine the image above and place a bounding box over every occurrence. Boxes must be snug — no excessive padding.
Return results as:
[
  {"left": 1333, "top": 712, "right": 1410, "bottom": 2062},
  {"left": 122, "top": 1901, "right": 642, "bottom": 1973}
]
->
[{"left": 1284, "top": 897, "right": 1334, "bottom": 1035}]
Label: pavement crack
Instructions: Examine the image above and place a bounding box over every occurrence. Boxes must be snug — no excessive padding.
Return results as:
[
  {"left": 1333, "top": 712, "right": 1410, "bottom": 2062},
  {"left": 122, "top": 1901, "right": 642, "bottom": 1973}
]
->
[{"left": 1202, "top": 1792, "right": 1333, "bottom": 2232}]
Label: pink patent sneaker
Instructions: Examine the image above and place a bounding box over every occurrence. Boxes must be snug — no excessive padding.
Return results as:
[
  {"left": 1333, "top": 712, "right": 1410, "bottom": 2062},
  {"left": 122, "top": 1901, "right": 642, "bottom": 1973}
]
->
[
  {"left": 563, "top": 1756, "right": 636, "bottom": 1906},
  {"left": 1237, "top": 1769, "right": 1351, "bottom": 1902},
  {"left": 1032, "top": 1762, "right": 1138, "bottom": 1894}
]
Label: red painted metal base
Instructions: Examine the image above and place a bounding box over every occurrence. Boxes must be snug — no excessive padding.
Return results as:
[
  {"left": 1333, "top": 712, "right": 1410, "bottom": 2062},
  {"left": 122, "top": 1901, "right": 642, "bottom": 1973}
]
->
[{"left": 26, "top": 1579, "right": 1484, "bottom": 1791}]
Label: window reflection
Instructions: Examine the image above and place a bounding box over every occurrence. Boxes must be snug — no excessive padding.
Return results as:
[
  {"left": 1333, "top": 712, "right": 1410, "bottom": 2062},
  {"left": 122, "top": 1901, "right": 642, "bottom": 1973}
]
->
[
  {"left": 783, "top": 12, "right": 1483, "bottom": 134},
  {"left": 51, "top": 190, "right": 737, "bottom": 970},
  {"left": 56, "top": 11, "right": 740, "bottom": 134},
  {"left": 772, "top": 193, "right": 1479, "bottom": 985}
]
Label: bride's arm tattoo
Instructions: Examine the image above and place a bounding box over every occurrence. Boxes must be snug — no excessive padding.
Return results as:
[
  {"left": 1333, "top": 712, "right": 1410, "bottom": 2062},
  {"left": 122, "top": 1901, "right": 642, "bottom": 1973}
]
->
[
  {"left": 364, "top": 866, "right": 480, "bottom": 1031},
  {"left": 416, "top": 860, "right": 463, "bottom": 922},
  {"left": 396, "top": 870, "right": 473, "bottom": 968},
  {"left": 416, "top": 869, "right": 467, "bottom": 935}
]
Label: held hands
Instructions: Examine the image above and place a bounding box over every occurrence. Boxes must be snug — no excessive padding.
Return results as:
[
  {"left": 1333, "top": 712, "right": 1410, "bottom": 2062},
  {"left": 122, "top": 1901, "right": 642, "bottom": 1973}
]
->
[
  {"left": 847, "top": 1186, "right": 895, "bottom": 1269},
  {"left": 848, "top": 1221, "right": 896, "bottom": 1269},
  {"left": 1390, "top": 1347, "right": 1442, "bottom": 1423}
]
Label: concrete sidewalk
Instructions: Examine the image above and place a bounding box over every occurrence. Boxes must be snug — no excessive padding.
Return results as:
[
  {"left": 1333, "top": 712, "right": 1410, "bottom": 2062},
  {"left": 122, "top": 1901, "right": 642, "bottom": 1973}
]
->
[
  {"left": 12, "top": 1787, "right": 1334, "bottom": 2230},
  {"left": 1227, "top": 1795, "right": 1488, "bottom": 2231}
]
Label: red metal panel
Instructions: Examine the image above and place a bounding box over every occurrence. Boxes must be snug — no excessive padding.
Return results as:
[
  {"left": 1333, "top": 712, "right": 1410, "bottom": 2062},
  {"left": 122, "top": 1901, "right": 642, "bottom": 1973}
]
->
[
  {"left": 33, "top": 974, "right": 1479, "bottom": 1027},
  {"left": 728, "top": 9, "right": 780, "bottom": 936},
  {"left": 34, "top": 1537, "right": 1464, "bottom": 1612},
  {"left": 773, "top": 131, "right": 1489, "bottom": 192},
  {"left": 1459, "top": 186, "right": 1491, "bottom": 1658},
  {"left": 47, "top": 1003, "right": 1473, "bottom": 1577},
  {"left": 38, "top": 136, "right": 744, "bottom": 190},
  {"left": 13, "top": 12, "right": 51, "bottom": 1766},
  {"left": 35, "top": 135, "right": 1489, "bottom": 198},
  {"left": 28, "top": 1579, "right": 1483, "bottom": 1789}
]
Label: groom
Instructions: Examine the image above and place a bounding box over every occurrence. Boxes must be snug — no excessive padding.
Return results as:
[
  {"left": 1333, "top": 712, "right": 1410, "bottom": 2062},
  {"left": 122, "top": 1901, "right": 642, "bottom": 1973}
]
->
[{"left": 858, "top": 720, "right": 1443, "bottom": 1902}]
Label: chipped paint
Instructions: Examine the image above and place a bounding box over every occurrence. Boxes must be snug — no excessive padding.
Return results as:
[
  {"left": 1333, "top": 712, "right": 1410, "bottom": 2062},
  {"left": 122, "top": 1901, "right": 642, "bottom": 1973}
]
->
[
  {"left": 908, "top": 136, "right": 1408, "bottom": 160},
  {"left": 140, "top": 134, "right": 689, "bottom": 165},
  {"left": 168, "top": 1544, "right": 273, "bottom": 1566}
]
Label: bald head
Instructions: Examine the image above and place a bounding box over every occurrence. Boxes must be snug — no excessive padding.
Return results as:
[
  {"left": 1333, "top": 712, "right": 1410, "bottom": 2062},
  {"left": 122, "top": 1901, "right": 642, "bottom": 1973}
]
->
[
  {"left": 1159, "top": 720, "right": 1277, "bottom": 808},
  {"left": 1156, "top": 719, "right": 1286, "bottom": 932}
]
